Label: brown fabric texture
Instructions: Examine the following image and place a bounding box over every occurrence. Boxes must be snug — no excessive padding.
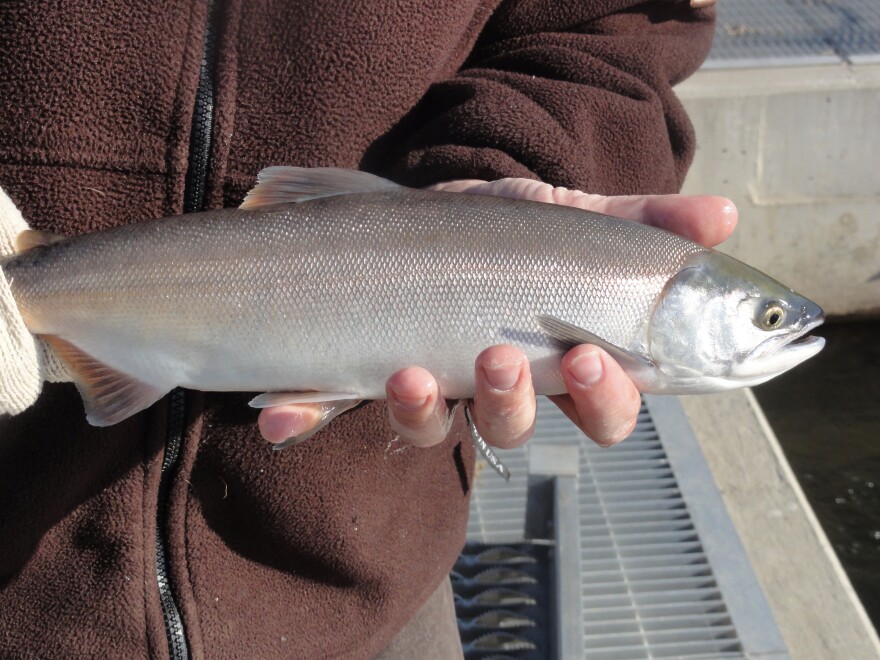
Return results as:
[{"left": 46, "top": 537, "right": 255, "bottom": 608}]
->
[{"left": 0, "top": 1, "right": 714, "bottom": 658}]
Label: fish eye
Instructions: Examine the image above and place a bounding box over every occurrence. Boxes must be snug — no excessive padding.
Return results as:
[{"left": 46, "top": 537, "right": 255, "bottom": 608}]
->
[{"left": 759, "top": 303, "right": 785, "bottom": 330}]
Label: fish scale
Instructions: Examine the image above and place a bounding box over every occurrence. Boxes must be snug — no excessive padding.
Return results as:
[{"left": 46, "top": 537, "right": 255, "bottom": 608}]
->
[{"left": 1, "top": 167, "right": 824, "bottom": 427}]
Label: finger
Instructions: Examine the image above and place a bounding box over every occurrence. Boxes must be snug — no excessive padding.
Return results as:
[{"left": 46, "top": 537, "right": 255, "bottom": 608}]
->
[
  {"left": 549, "top": 344, "right": 641, "bottom": 447},
  {"left": 424, "top": 179, "right": 488, "bottom": 192},
  {"left": 588, "top": 194, "right": 738, "bottom": 248},
  {"left": 258, "top": 404, "right": 325, "bottom": 444},
  {"left": 465, "top": 181, "right": 737, "bottom": 248},
  {"left": 386, "top": 367, "right": 451, "bottom": 448},
  {"left": 428, "top": 179, "right": 737, "bottom": 249},
  {"left": 431, "top": 178, "right": 560, "bottom": 202},
  {"left": 472, "top": 345, "right": 536, "bottom": 450}
]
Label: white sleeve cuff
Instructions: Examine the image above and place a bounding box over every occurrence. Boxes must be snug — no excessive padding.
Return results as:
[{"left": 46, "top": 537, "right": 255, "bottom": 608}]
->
[{"left": 0, "top": 186, "right": 71, "bottom": 418}]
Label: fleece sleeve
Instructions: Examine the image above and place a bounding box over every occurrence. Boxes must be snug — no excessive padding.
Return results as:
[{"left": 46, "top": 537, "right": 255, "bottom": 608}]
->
[{"left": 380, "top": 0, "right": 715, "bottom": 195}]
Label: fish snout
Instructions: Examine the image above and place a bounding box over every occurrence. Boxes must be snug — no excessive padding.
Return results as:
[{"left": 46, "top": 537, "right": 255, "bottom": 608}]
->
[{"left": 799, "top": 299, "right": 825, "bottom": 332}]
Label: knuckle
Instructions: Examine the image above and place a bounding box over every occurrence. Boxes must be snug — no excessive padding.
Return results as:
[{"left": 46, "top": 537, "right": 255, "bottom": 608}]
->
[
  {"left": 391, "top": 406, "right": 429, "bottom": 426},
  {"left": 388, "top": 400, "right": 450, "bottom": 447},
  {"left": 597, "top": 416, "right": 637, "bottom": 447},
  {"left": 483, "top": 417, "right": 536, "bottom": 449},
  {"left": 482, "top": 393, "right": 532, "bottom": 425},
  {"left": 392, "top": 419, "right": 444, "bottom": 447},
  {"left": 478, "top": 401, "right": 535, "bottom": 446},
  {"left": 392, "top": 409, "right": 436, "bottom": 435}
]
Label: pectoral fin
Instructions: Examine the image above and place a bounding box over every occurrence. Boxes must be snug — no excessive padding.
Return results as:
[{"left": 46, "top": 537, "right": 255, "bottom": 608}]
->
[
  {"left": 40, "top": 335, "right": 169, "bottom": 426},
  {"left": 535, "top": 314, "right": 656, "bottom": 373}
]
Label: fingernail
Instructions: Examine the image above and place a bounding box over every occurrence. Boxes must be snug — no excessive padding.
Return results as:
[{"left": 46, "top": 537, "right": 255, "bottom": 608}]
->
[
  {"left": 481, "top": 360, "right": 522, "bottom": 392},
  {"left": 569, "top": 351, "right": 603, "bottom": 387},
  {"left": 388, "top": 385, "right": 428, "bottom": 411}
]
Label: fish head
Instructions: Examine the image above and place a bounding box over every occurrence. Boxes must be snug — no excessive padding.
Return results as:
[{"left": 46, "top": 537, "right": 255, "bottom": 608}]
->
[{"left": 647, "top": 251, "right": 825, "bottom": 391}]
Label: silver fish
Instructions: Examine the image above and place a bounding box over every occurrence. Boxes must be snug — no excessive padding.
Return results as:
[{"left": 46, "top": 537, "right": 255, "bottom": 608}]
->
[{"left": 2, "top": 167, "right": 824, "bottom": 427}]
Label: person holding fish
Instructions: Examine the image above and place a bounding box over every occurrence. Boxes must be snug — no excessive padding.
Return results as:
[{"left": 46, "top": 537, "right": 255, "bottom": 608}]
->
[{"left": 1, "top": 1, "right": 820, "bottom": 658}]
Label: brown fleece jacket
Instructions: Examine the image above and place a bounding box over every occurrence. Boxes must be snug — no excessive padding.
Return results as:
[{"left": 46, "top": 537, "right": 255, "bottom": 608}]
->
[{"left": 0, "top": 1, "right": 714, "bottom": 657}]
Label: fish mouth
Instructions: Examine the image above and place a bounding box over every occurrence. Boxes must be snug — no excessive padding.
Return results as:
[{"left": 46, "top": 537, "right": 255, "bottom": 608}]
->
[
  {"left": 781, "top": 333, "right": 825, "bottom": 355},
  {"left": 730, "top": 332, "right": 824, "bottom": 386},
  {"left": 735, "top": 312, "right": 825, "bottom": 383},
  {"left": 774, "top": 310, "right": 825, "bottom": 353},
  {"left": 757, "top": 305, "right": 825, "bottom": 358},
  {"left": 781, "top": 320, "right": 824, "bottom": 350}
]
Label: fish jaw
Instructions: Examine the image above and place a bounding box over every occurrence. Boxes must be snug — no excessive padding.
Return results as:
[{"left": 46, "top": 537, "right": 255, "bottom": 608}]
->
[
  {"left": 728, "top": 332, "right": 825, "bottom": 385},
  {"left": 726, "top": 298, "right": 825, "bottom": 383},
  {"left": 680, "top": 336, "right": 826, "bottom": 392},
  {"left": 627, "top": 334, "right": 823, "bottom": 395},
  {"left": 759, "top": 333, "right": 826, "bottom": 375}
]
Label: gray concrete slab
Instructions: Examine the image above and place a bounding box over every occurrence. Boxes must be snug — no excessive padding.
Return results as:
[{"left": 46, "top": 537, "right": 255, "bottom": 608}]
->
[{"left": 678, "top": 390, "right": 880, "bottom": 660}]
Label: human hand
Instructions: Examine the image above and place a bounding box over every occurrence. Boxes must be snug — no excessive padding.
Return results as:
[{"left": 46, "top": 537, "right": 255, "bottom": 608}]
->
[{"left": 258, "top": 178, "right": 737, "bottom": 449}]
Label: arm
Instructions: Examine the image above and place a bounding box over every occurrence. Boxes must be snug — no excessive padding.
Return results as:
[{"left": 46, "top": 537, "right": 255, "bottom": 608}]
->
[{"left": 261, "top": 1, "right": 722, "bottom": 448}]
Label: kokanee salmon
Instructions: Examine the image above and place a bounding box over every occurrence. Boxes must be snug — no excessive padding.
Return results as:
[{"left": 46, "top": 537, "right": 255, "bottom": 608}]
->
[{"left": 1, "top": 167, "right": 824, "bottom": 427}]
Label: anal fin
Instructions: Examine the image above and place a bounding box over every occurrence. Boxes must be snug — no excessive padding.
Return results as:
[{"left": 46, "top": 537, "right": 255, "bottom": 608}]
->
[{"left": 40, "top": 335, "right": 169, "bottom": 426}]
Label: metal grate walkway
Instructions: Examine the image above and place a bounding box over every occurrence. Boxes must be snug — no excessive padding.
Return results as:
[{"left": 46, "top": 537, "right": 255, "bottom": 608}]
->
[{"left": 457, "top": 396, "right": 789, "bottom": 659}]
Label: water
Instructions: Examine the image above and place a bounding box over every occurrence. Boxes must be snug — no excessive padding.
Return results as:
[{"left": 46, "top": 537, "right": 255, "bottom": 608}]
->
[{"left": 753, "top": 320, "right": 880, "bottom": 629}]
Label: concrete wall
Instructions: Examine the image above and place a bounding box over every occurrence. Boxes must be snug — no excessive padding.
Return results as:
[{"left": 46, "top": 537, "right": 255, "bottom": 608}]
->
[{"left": 676, "top": 63, "right": 880, "bottom": 317}]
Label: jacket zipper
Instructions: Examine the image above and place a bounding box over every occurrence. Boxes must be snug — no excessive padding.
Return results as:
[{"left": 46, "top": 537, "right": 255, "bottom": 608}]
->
[
  {"left": 156, "top": 389, "right": 189, "bottom": 660},
  {"left": 156, "top": 2, "right": 220, "bottom": 658}
]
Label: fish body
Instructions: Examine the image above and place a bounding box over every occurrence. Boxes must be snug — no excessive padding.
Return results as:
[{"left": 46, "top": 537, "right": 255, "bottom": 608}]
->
[{"left": 2, "top": 168, "right": 824, "bottom": 426}]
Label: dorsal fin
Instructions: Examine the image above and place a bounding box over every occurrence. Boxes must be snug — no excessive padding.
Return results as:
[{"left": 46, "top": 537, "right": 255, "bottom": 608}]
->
[
  {"left": 240, "top": 167, "right": 402, "bottom": 209},
  {"left": 14, "top": 229, "right": 66, "bottom": 252},
  {"left": 40, "top": 335, "right": 169, "bottom": 426}
]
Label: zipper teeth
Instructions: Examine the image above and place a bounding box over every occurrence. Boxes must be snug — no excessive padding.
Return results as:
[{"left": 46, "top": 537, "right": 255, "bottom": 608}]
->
[
  {"left": 183, "top": 0, "right": 219, "bottom": 215},
  {"left": 157, "top": 389, "right": 188, "bottom": 660},
  {"left": 157, "top": 1, "right": 219, "bottom": 658}
]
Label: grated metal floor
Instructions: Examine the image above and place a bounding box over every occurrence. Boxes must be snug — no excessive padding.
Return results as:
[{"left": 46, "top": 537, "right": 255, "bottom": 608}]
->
[{"left": 457, "top": 397, "right": 788, "bottom": 659}]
